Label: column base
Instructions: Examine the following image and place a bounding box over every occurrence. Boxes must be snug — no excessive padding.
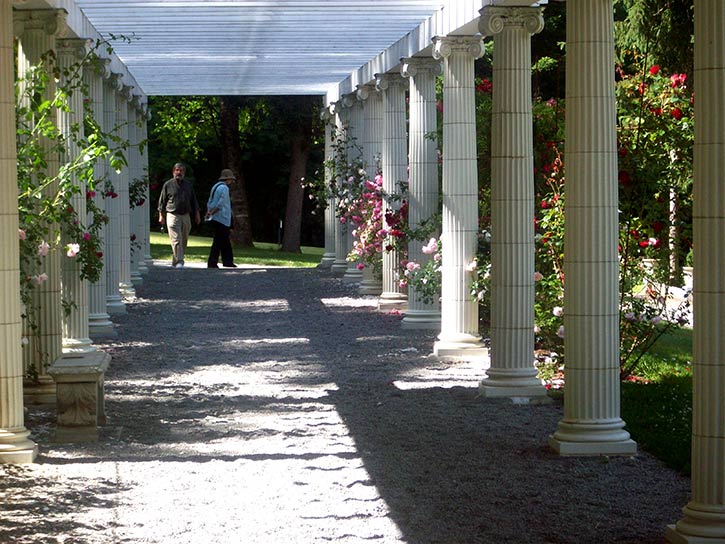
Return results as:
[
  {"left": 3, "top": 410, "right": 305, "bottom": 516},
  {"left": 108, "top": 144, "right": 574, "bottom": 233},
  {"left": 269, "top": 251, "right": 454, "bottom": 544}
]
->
[
  {"left": 130, "top": 272, "right": 143, "bottom": 288},
  {"left": 89, "top": 313, "right": 117, "bottom": 340},
  {"left": 138, "top": 261, "right": 149, "bottom": 275},
  {"left": 378, "top": 293, "right": 408, "bottom": 312},
  {"left": 342, "top": 268, "right": 363, "bottom": 284},
  {"left": 119, "top": 282, "right": 136, "bottom": 298},
  {"left": 401, "top": 310, "right": 441, "bottom": 330},
  {"left": 144, "top": 255, "right": 153, "bottom": 268},
  {"left": 434, "top": 335, "right": 488, "bottom": 361},
  {"left": 480, "top": 368, "right": 548, "bottom": 399},
  {"left": 549, "top": 418, "right": 637, "bottom": 456},
  {"left": 317, "top": 253, "right": 336, "bottom": 269},
  {"left": 0, "top": 428, "right": 38, "bottom": 464},
  {"left": 665, "top": 504, "right": 725, "bottom": 543},
  {"left": 330, "top": 260, "right": 348, "bottom": 276},
  {"left": 107, "top": 296, "right": 127, "bottom": 315},
  {"left": 359, "top": 280, "right": 382, "bottom": 295}
]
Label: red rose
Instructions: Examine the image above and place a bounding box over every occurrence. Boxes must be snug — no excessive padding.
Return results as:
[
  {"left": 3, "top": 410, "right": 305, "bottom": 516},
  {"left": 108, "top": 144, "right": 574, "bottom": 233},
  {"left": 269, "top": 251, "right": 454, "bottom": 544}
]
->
[
  {"left": 672, "top": 107, "right": 683, "bottom": 120},
  {"left": 618, "top": 170, "right": 631, "bottom": 186},
  {"left": 541, "top": 200, "right": 548, "bottom": 209},
  {"left": 639, "top": 240, "right": 649, "bottom": 248},
  {"left": 649, "top": 65, "right": 660, "bottom": 76},
  {"left": 652, "top": 221, "right": 665, "bottom": 233}
]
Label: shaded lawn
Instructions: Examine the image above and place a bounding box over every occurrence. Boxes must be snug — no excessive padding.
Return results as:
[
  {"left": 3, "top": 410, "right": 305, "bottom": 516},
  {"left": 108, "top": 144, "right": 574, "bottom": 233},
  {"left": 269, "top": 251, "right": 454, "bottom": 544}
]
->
[
  {"left": 622, "top": 326, "right": 693, "bottom": 474},
  {"left": 150, "top": 231, "right": 323, "bottom": 267}
]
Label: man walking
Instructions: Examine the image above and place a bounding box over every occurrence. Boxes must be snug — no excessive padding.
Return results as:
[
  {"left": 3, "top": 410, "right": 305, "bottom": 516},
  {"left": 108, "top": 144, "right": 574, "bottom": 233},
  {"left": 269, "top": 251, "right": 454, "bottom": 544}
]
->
[{"left": 158, "top": 163, "right": 201, "bottom": 268}]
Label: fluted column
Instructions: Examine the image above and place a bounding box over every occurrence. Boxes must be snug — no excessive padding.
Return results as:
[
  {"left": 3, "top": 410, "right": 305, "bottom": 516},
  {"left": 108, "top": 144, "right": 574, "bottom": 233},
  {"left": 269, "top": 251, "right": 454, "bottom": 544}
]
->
[
  {"left": 0, "top": 0, "right": 38, "bottom": 463},
  {"left": 401, "top": 57, "right": 442, "bottom": 329},
  {"left": 57, "top": 38, "right": 94, "bottom": 353},
  {"left": 104, "top": 73, "right": 125, "bottom": 315},
  {"left": 666, "top": 1, "right": 725, "bottom": 541},
  {"left": 549, "top": 0, "right": 636, "bottom": 455},
  {"left": 432, "top": 36, "right": 487, "bottom": 359},
  {"left": 141, "top": 107, "right": 153, "bottom": 270},
  {"left": 128, "top": 98, "right": 143, "bottom": 287},
  {"left": 318, "top": 106, "right": 336, "bottom": 270},
  {"left": 15, "top": 8, "right": 67, "bottom": 400},
  {"left": 85, "top": 58, "right": 115, "bottom": 339},
  {"left": 330, "top": 101, "right": 349, "bottom": 276},
  {"left": 117, "top": 85, "right": 135, "bottom": 298},
  {"left": 356, "top": 83, "right": 383, "bottom": 295},
  {"left": 375, "top": 72, "right": 408, "bottom": 310},
  {"left": 342, "top": 92, "right": 364, "bottom": 284},
  {"left": 479, "top": 7, "right": 546, "bottom": 398}
]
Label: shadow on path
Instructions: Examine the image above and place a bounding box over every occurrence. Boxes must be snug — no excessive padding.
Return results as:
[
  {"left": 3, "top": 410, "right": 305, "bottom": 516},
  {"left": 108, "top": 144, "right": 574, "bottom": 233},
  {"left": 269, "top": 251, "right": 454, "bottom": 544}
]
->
[{"left": 5, "top": 265, "right": 690, "bottom": 544}]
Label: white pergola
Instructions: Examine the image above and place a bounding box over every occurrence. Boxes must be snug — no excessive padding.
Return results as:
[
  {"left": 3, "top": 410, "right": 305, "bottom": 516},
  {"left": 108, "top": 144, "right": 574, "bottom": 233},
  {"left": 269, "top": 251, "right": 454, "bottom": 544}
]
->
[{"left": 1, "top": 1, "right": 724, "bottom": 542}]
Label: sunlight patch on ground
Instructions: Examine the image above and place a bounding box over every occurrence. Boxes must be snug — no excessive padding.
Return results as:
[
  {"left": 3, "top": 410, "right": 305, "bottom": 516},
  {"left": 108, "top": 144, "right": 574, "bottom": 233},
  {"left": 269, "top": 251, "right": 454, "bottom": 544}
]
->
[
  {"left": 222, "top": 298, "right": 290, "bottom": 311},
  {"left": 220, "top": 337, "right": 310, "bottom": 346},
  {"left": 320, "top": 296, "right": 378, "bottom": 308}
]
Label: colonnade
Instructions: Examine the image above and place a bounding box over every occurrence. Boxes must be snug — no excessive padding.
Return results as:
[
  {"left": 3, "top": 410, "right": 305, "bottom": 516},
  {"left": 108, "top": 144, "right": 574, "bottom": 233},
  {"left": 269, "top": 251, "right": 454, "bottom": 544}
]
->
[
  {"left": 0, "top": 0, "right": 723, "bottom": 539},
  {"left": 0, "top": 2, "right": 151, "bottom": 462},
  {"left": 318, "top": 2, "right": 725, "bottom": 540}
]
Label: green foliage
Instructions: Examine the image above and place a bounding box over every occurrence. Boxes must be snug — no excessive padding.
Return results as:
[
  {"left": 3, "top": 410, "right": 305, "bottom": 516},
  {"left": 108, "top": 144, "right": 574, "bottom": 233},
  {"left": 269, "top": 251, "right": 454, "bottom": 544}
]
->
[{"left": 16, "top": 44, "right": 126, "bottom": 305}]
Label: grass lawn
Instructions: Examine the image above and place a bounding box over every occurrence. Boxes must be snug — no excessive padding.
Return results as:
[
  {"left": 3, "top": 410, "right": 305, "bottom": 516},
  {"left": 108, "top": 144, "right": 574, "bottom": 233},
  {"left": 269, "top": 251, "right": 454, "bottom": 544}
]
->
[
  {"left": 621, "top": 326, "right": 693, "bottom": 474},
  {"left": 149, "top": 231, "right": 324, "bottom": 267}
]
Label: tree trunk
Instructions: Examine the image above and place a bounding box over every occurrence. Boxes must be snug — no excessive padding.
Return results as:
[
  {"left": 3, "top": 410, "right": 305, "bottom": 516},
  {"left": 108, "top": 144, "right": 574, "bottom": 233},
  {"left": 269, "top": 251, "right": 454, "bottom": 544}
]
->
[
  {"left": 281, "top": 97, "right": 314, "bottom": 253},
  {"left": 219, "top": 96, "right": 254, "bottom": 247}
]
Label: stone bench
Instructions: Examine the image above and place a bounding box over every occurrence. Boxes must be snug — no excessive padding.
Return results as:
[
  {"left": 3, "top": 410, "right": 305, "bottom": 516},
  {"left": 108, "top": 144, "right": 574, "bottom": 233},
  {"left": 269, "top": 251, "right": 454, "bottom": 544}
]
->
[{"left": 48, "top": 350, "right": 111, "bottom": 443}]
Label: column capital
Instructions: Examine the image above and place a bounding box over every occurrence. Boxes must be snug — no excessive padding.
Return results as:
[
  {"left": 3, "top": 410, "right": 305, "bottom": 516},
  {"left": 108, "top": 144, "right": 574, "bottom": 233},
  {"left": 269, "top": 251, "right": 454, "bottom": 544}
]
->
[
  {"left": 340, "top": 92, "right": 359, "bottom": 109},
  {"left": 432, "top": 35, "right": 484, "bottom": 61},
  {"left": 120, "top": 84, "right": 134, "bottom": 102},
  {"left": 374, "top": 72, "right": 406, "bottom": 92},
  {"left": 479, "top": 6, "right": 544, "bottom": 37},
  {"left": 401, "top": 57, "right": 442, "bottom": 79},
  {"left": 355, "top": 83, "right": 377, "bottom": 102},
  {"left": 13, "top": 8, "right": 68, "bottom": 39},
  {"left": 56, "top": 37, "right": 93, "bottom": 62},
  {"left": 320, "top": 104, "right": 334, "bottom": 123},
  {"left": 105, "top": 71, "right": 124, "bottom": 91}
]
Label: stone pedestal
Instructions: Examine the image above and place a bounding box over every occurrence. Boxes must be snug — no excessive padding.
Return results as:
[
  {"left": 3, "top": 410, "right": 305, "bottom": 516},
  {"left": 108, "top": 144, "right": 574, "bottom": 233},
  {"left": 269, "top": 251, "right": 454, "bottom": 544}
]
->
[
  {"left": 318, "top": 108, "right": 336, "bottom": 270},
  {"left": 48, "top": 350, "right": 110, "bottom": 443}
]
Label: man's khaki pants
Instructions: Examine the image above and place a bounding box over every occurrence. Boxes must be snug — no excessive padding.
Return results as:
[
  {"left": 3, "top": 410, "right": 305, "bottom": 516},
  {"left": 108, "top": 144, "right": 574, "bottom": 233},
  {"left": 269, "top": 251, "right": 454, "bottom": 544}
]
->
[{"left": 166, "top": 212, "right": 191, "bottom": 266}]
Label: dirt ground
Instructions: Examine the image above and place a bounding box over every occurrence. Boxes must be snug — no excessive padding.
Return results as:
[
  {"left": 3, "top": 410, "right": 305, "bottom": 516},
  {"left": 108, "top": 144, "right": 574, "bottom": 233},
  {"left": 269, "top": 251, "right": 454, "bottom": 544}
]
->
[{"left": 0, "top": 263, "right": 690, "bottom": 543}]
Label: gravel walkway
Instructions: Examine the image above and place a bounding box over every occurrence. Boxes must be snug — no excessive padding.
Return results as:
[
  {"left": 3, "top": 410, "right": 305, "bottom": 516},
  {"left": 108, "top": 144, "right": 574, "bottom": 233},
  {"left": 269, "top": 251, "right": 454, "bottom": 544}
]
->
[{"left": 0, "top": 263, "right": 690, "bottom": 543}]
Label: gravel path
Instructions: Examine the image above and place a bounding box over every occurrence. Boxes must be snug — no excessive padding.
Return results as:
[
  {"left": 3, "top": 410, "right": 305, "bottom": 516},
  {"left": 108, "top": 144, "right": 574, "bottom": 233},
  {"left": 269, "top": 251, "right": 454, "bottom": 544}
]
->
[{"left": 0, "top": 263, "right": 690, "bottom": 543}]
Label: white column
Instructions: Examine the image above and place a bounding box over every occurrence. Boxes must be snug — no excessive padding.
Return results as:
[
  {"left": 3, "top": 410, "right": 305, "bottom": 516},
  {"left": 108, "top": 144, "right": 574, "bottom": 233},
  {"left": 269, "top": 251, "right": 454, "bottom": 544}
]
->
[
  {"left": 375, "top": 72, "right": 408, "bottom": 310},
  {"left": 666, "top": 1, "right": 725, "bottom": 541},
  {"left": 401, "top": 57, "right": 442, "bottom": 329},
  {"left": 341, "top": 93, "right": 364, "bottom": 284},
  {"left": 330, "top": 101, "right": 349, "bottom": 276},
  {"left": 549, "top": 0, "right": 636, "bottom": 456},
  {"left": 104, "top": 73, "right": 125, "bottom": 315},
  {"left": 0, "top": 0, "right": 38, "bottom": 463},
  {"left": 85, "top": 59, "right": 115, "bottom": 339},
  {"left": 318, "top": 106, "right": 336, "bottom": 269},
  {"left": 141, "top": 107, "right": 153, "bottom": 270},
  {"left": 57, "top": 38, "right": 94, "bottom": 353},
  {"left": 15, "top": 9, "right": 66, "bottom": 401},
  {"left": 356, "top": 83, "right": 383, "bottom": 296},
  {"left": 128, "top": 98, "right": 143, "bottom": 287},
  {"left": 479, "top": 7, "right": 547, "bottom": 398},
  {"left": 117, "top": 85, "right": 135, "bottom": 298},
  {"left": 432, "top": 36, "right": 487, "bottom": 359}
]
